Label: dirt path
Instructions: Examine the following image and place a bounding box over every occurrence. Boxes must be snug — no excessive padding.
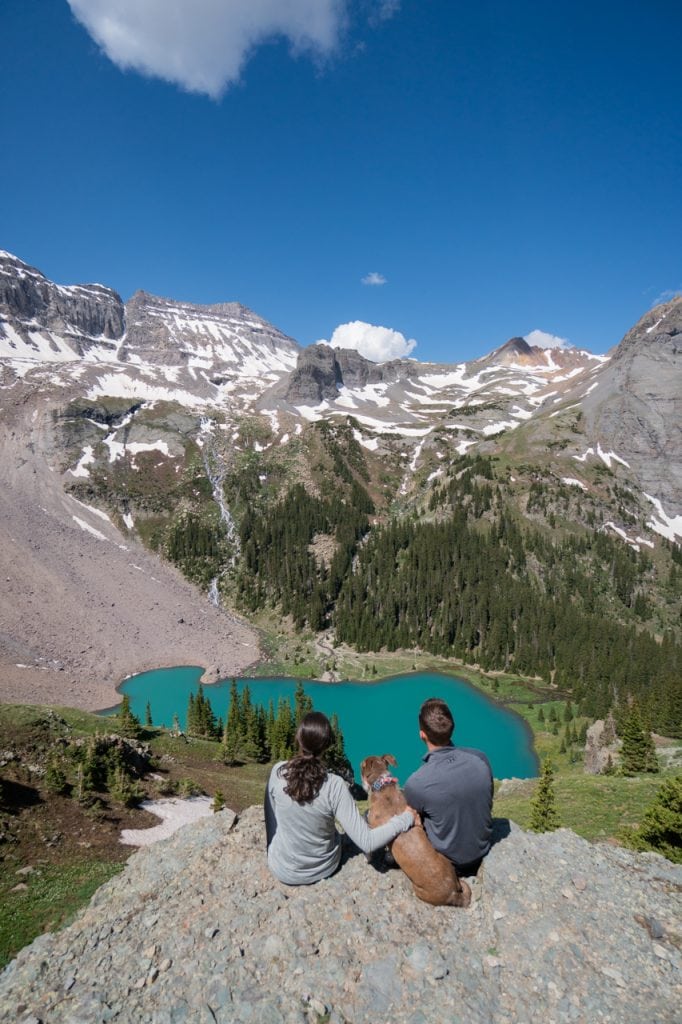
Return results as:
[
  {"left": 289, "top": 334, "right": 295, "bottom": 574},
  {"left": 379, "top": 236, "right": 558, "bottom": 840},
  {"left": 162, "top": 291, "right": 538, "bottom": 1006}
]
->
[{"left": 0, "top": 385, "right": 260, "bottom": 710}]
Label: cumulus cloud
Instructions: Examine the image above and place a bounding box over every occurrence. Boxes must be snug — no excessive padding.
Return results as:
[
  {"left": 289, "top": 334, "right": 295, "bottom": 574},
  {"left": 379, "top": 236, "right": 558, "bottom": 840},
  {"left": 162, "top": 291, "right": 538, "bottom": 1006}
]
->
[
  {"left": 67, "top": 0, "right": 346, "bottom": 98},
  {"left": 524, "top": 329, "right": 571, "bottom": 350},
  {"left": 320, "top": 320, "right": 416, "bottom": 362},
  {"left": 361, "top": 271, "right": 387, "bottom": 286}
]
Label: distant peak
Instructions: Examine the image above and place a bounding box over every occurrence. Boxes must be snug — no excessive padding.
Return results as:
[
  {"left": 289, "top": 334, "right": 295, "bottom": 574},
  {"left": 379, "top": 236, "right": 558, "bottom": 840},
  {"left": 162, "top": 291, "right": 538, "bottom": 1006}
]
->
[
  {"left": 0, "top": 249, "right": 29, "bottom": 263},
  {"left": 499, "top": 336, "right": 533, "bottom": 356}
]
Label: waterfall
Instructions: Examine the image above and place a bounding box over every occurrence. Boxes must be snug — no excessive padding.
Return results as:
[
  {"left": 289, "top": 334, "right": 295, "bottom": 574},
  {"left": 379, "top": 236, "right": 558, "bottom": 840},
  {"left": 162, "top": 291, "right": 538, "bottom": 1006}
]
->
[
  {"left": 208, "top": 577, "right": 220, "bottom": 608},
  {"left": 200, "top": 417, "right": 240, "bottom": 554},
  {"left": 200, "top": 418, "right": 241, "bottom": 608}
]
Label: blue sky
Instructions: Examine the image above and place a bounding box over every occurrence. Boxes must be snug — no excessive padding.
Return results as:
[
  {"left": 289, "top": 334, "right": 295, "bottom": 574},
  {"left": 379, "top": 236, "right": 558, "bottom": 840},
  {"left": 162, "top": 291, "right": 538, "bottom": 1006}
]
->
[{"left": 1, "top": 0, "right": 681, "bottom": 363}]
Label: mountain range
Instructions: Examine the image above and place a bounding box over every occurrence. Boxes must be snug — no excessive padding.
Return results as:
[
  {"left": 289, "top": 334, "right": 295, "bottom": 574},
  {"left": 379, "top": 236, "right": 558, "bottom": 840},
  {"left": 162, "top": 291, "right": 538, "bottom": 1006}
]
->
[
  {"left": 0, "top": 248, "right": 680, "bottom": 720},
  {"left": 2, "top": 248, "right": 680, "bottom": 532}
]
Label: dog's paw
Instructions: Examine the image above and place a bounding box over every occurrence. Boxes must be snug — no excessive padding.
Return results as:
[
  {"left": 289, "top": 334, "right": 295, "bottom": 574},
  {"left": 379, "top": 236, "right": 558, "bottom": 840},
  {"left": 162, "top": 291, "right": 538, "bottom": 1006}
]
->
[{"left": 452, "top": 880, "right": 472, "bottom": 908}]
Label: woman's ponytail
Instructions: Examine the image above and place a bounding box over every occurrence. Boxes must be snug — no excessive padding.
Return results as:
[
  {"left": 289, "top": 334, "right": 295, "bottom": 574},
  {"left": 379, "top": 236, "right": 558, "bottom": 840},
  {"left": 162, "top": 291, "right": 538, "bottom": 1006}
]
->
[{"left": 279, "top": 711, "right": 333, "bottom": 803}]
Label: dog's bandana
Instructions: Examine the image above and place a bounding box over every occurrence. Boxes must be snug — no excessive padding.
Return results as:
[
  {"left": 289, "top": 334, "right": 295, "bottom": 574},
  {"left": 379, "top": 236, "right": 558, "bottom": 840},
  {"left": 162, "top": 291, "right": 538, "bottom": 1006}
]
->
[{"left": 372, "top": 773, "right": 398, "bottom": 792}]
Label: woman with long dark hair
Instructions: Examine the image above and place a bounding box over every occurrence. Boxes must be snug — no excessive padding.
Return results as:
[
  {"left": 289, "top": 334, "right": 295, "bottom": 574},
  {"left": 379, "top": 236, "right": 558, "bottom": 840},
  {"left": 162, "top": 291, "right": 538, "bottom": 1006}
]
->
[{"left": 265, "top": 711, "right": 415, "bottom": 885}]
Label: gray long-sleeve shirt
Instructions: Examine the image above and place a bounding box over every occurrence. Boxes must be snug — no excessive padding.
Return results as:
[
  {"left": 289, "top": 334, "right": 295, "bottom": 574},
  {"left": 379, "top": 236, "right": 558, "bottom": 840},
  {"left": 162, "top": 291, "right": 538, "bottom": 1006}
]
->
[
  {"left": 266, "top": 761, "right": 413, "bottom": 886},
  {"left": 403, "top": 745, "right": 493, "bottom": 869}
]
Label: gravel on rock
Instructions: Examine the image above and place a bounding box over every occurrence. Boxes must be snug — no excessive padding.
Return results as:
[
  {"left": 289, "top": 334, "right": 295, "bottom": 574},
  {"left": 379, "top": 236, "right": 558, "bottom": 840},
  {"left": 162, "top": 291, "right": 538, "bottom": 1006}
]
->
[{"left": 1, "top": 808, "right": 680, "bottom": 1024}]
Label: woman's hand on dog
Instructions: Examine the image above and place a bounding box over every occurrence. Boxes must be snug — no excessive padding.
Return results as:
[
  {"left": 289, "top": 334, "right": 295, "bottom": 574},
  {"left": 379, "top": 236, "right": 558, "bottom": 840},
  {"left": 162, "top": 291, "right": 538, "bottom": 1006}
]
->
[{"left": 405, "top": 805, "right": 421, "bottom": 826}]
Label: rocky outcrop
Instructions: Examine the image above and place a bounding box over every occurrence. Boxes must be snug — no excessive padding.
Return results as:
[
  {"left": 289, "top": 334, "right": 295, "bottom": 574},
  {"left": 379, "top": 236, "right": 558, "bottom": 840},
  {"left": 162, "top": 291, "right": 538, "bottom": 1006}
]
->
[
  {"left": 478, "top": 336, "right": 593, "bottom": 372},
  {"left": 1, "top": 806, "right": 679, "bottom": 1023},
  {"left": 0, "top": 251, "right": 300, "bottom": 380},
  {"left": 282, "top": 343, "right": 344, "bottom": 403},
  {"left": 584, "top": 714, "right": 619, "bottom": 774},
  {"left": 280, "top": 344, "right": 424, "bottom": 404},
  {"left": 0, "top": 250, "right": 124, "bottom": 353},
  {"left": 581, "top": 296, "right": 682, "bottom": 511},
  {"left": 120, "top": 291, "right": 300, "bottom": 372}
]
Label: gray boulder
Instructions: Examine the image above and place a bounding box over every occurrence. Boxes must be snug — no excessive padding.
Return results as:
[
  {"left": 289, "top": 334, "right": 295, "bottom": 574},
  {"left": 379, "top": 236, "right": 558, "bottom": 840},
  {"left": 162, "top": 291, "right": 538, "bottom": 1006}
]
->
[{"left": 1, "top": 806, "right": 679, "bottom": 1024}]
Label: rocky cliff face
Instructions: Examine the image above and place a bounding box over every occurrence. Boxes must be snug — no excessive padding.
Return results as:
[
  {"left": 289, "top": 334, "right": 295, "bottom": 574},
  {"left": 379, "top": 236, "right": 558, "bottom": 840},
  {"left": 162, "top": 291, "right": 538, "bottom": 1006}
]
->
[
  {"left": 0, "top": 247, "right": 680, "bottom": 547},
  {"left": 0, "top": 250, "right": 124, "bottom": 358},
  {"left": 278, "top": 343, "right": 432, "bottom": 405},
  {"left": 581, "top": 296, "right": 682, "bottom": 511},
  {"left": 120, "top": 291, "right": 300, "bottom": 373},
  {"left": 1, "top": 807, "right": 679, "bottom": 1024},
  {"left": 0, "top": 251, "right": 299, "bottom": 392}
]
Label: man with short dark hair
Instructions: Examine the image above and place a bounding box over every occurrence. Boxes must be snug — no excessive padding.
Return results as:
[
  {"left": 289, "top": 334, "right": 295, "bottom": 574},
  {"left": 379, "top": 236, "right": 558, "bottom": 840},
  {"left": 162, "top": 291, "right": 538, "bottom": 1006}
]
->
[{"left": 403, "top": 697, "right": 493, "bottom": 876}]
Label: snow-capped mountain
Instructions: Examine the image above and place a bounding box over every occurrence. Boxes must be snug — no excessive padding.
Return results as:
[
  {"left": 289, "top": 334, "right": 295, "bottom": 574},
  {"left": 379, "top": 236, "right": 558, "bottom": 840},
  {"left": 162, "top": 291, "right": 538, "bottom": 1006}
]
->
[
  {"left": 1, "top": 248, "right": 680, "bottom": 543},
  {"left": 1, "top": 247, "right": 681, "bottom": 702},
  {"left": 0, "top": 250, "right": 300, "bottom": 405}
]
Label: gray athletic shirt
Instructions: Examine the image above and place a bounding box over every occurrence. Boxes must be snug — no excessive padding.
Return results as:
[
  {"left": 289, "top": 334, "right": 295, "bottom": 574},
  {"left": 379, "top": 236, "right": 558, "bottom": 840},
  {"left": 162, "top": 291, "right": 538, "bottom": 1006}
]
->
[
  {"left": 403, "top": 745, "right": 493, "bottom": 869},
  {"left": 266, "top": 761, "right": 413, "bottom": 886}
]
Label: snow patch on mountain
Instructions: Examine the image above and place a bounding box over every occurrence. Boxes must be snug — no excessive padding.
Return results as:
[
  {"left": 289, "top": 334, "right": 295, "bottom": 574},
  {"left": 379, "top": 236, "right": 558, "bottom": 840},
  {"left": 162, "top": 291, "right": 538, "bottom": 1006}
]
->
[
  {"left": 72, "top": 516, "right": 110, "bottom": 542},
  {"left": 69, "top": 445, "right": 96, "bottom": 478},
  {"left": 482, "top": 420, "right": 518, "bottom": 436},
  {"left": 573, "top": 445, "right": 631, "bottom": 469},
  {"left": 353, "top": 429, "right": 378, "bottom": 451},
  {"left": 644, "top": 494, "right": 682, "bottom": 541},
  {"left": 88, "top": 372, "right": 206, "bottom": 408}
]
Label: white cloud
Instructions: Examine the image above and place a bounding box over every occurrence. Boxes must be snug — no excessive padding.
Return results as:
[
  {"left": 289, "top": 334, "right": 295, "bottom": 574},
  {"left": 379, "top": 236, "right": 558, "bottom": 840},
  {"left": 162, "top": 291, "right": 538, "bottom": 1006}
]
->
[
  {"left": 320, "top": 320, "right": 417, "bottom": 362},
  {"left": 524, "top": 329, "right": 571, "bottom": 350},
  {"left": 67, "top": 0, "right": 346, "bottom": 98},
  {"left": 651, "top": 287, "right": 682, "bottom": 307},
  {"left": 370, "top": 0, "right": 401, "bottom": 24},
  {"left": 361, "top": 271, "right": 387, "bottom": 286}
]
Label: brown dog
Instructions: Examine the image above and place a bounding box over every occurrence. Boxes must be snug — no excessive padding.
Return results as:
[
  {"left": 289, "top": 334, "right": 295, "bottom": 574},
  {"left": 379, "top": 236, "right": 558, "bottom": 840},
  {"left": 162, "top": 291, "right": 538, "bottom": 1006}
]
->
[{"left": 361, "top": 753, "right": 471, "bottom": 908}]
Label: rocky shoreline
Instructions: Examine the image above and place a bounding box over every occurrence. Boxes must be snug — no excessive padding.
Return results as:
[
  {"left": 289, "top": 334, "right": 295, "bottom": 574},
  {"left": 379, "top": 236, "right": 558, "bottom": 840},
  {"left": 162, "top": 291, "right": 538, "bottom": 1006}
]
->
[{"left": 2, "top": 806, "right": 680, "bottom": 1024}]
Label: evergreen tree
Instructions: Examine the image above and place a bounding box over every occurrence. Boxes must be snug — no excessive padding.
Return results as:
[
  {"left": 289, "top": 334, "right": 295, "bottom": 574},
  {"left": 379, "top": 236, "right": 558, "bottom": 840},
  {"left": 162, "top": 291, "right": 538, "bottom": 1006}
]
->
[
  {"left": 81, "top": 735, "right": 106, "bottom": 792},
  {"left": 240, "top": 685, "right": 263, "bottom": 759},
  {"left": 271, "top": 697, "right": 295, "bottom": 760},
  {"left": 118, "top": 694, "right": 140, "bottom": 739},
  {"left": 325, "top": 713, "right": 353, "bottom": 781},
  {"left": 619, "top": 700, "right": 659, "bottom": 775},
  {"left": 75, "top": 763, "right": 86, "bottom": 803},
  {"left": 529, "top": 758, "right": 561, "bottom": 832},
  {"left": 145, "top": 701, "right": 153, "bottom": 727},
  {"left": 109, "top": 763, "right": 141, "bottom": 807},
  {"left": 222, "top": 681, "right": 246, "bottom": 764},
  {"left": 45, "top": 756, "right": 69, "bottom": 795},
  {"left": 265, "top": 700, "right": 276, "bottom": 757},
  {"left": 537, "top": 707, "right": 545, "bottom": 723},
  {"left": 293, "top": 681, "right": 313, "bottom": 725},
  {"left": 624, "top": 774, "right": 682, "bottom": 863},
  {"left": 187, "top": 692, "right": 196, "bottom": 735}
]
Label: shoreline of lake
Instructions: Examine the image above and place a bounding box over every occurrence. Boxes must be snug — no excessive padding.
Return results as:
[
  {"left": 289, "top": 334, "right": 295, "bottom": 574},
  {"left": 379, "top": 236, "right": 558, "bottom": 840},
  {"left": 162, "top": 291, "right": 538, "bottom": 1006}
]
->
[{"left": 103, "top": 666, "right": 539, "bottom": 781}]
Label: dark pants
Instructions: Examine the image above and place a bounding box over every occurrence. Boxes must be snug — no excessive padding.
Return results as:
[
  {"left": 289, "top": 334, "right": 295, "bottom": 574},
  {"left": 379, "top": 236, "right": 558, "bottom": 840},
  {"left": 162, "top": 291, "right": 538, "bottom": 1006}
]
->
[{"left": 455, "top": 857, "right": 483, "bottom": 877}]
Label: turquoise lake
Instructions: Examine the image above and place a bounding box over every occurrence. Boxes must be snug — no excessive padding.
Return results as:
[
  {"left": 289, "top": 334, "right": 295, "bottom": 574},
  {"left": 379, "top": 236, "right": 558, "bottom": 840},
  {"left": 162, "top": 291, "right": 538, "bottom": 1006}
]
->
[{"left": 109, "top": 668, "right": 538, "bottom": 783}]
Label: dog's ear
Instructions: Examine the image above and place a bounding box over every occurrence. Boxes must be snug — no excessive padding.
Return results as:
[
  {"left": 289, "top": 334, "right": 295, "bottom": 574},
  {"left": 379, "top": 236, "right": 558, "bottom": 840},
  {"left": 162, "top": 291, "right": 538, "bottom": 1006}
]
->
[{"left": 381, "top": 753, "right": 397, "bottom": 767}]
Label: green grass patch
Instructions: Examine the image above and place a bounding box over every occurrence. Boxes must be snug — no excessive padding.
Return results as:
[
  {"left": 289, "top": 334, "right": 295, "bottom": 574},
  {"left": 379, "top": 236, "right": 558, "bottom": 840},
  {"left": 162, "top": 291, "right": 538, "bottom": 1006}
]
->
[
  {"left": 0, "top": 859, "right": 125, "bottom": 970},
  {"left": 494, "top": 769, "right": 670, "bottom": 842}
]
